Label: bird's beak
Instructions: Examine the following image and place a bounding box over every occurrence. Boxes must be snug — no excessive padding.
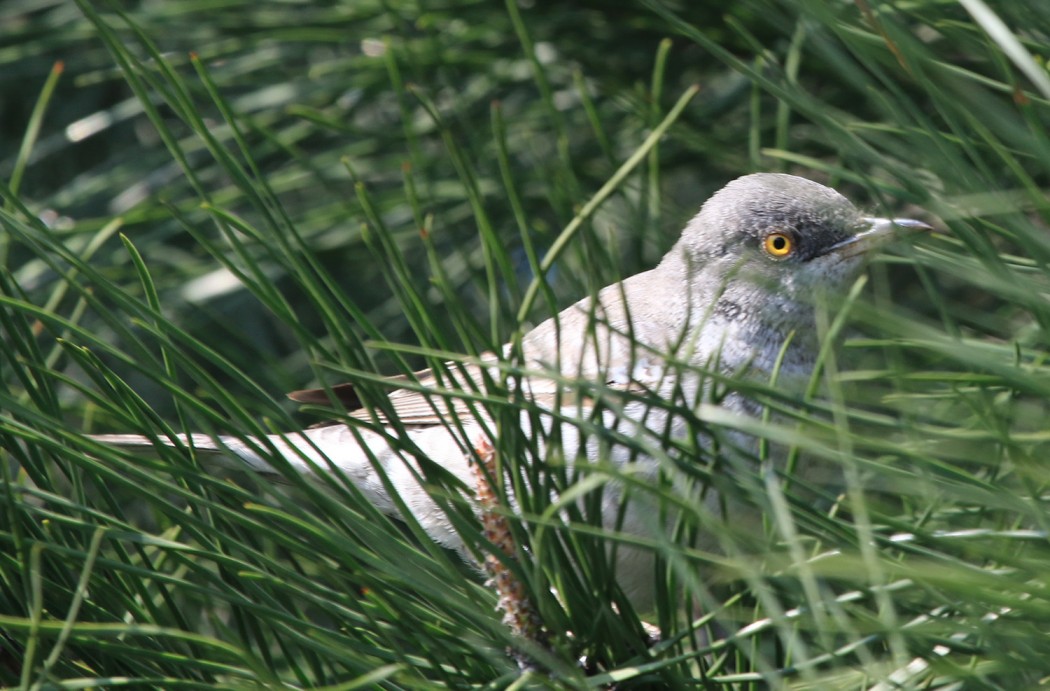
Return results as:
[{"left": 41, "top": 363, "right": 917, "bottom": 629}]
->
[{"left": 823, "top": 217, "right": 933, "bottom": 260}]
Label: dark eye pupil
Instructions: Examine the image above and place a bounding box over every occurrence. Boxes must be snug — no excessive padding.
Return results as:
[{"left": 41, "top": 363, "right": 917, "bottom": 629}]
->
[{"left": 772, "top": 236, "right": 786, "bottom": 250}]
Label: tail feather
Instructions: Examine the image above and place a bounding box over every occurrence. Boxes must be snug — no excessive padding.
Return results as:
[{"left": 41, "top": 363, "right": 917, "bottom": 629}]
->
[
  {"left": 89, "top": 433, "right": 224, "bottom": 454},
  {"left": 89, "top": 426, "right": 389, "bottom": 478},
  {"left": 89, "top": 424, "right": 477, "bottom": 556},
  {"left": 88, "top": 433, "right": 282, "bottom": 476}
]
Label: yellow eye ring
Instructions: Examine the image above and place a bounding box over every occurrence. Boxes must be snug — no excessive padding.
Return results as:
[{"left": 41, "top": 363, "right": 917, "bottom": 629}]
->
[{"left": 763, "top": 232, "right": 794, "bottom": 259}]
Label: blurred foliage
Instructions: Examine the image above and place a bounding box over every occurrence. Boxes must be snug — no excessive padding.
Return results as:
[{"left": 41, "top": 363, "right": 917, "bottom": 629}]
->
[{"left": 3, "top": 0, "right": 1050, "bottom": 687}]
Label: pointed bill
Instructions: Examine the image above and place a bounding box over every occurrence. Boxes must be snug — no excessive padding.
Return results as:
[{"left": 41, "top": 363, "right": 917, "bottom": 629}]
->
[{"left": 821, "top": 217, "right": 932, "bottom": 260}]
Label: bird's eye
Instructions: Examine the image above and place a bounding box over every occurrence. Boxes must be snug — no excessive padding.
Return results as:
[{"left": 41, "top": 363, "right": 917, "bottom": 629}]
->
[{"left": 763, "top": 232, "right": 794, "bottom": 259}]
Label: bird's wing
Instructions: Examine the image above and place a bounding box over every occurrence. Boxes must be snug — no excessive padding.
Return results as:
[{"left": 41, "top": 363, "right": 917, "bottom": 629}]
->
[
  {"left": 287, "top": 351, "right": 664, "bottom": 429},
  {"left": 288, "top": 355, "right": 512, "bottom": 428}
]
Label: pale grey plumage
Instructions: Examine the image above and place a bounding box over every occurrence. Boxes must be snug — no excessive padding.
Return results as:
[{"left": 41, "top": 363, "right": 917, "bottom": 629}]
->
[{"left": 91, "top": 173, "right": 928, "bottom": 609}]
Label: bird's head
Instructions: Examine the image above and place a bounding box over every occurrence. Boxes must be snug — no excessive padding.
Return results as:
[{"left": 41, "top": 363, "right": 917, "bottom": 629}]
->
[
  {"left": 652, "top": 173, "right": 930, "bottom": 375},
  {"left": 669, "top": 173, "right": 929, "bottom": 316}
]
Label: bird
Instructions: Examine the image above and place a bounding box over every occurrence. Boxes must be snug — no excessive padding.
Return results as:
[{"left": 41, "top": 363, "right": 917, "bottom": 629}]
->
[{"left": 90, "top": 173, "right": 930, "bottom": 611}]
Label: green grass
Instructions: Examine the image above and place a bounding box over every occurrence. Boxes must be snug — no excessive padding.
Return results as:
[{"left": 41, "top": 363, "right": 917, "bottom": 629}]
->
[{"left": 3, "top": 0, "right": 1050, "bottom": 687}]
